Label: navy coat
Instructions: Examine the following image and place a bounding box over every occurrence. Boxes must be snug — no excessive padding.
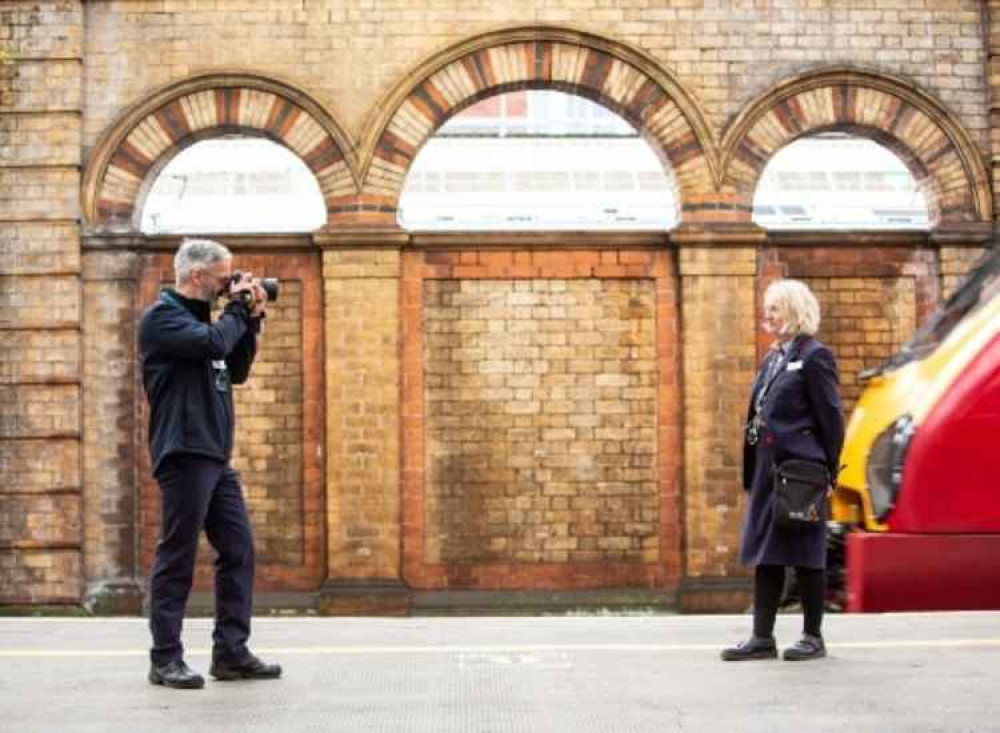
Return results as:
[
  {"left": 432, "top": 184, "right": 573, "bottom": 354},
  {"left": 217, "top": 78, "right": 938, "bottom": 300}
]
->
[
  {"left": 139, "top": 289, "right": 259, "bottom": 476},
  {"left": 740, "top": 336, "right": 844, "bottom": 569}
]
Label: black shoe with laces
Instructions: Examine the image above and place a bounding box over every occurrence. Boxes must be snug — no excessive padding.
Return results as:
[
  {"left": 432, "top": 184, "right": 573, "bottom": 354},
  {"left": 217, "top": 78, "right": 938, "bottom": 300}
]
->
[
  {"left": 783, "top": 633, "right": 827, "bottom": 661},
  {"left": 210, "top": 652, "right": 282, "bottom": 681},
  {"left": 148, "top": 659, "right": 205, "bottom": 689},
  {"left": 720, "top": 635, "right": 778, "bottom": 661}
]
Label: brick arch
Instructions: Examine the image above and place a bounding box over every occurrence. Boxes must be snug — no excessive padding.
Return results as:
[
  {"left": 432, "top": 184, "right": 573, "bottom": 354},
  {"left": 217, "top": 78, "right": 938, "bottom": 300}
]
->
[
  {"left": 82, "top": 72, "right": 358, "bottom": 231},
  {"left": 720, "top": 68, "right": 992, "bottom": 226},
  {"left": 354, "top": 27, "right": 717, "bottom": 226}
]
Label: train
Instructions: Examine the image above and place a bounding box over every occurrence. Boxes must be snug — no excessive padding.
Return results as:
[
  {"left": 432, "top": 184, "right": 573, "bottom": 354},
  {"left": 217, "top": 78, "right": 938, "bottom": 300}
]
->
[{"left": 831, "top": 246, "right": 1000, "bottom": 611}]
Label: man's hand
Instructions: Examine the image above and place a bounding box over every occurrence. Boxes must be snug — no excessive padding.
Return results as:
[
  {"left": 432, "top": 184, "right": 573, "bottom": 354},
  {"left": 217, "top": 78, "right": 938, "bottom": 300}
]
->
[
  {"left": 229, "top": 271, "right": 255, "bottom": 309},
  {"left": 249, "top": 277, "right": 268, "bottom": 318}
]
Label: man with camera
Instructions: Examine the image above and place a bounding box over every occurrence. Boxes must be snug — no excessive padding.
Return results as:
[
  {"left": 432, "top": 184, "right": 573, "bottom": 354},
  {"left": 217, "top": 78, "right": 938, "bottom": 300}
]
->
[{"left": 139, "top": 238, "right": 280, "bottom": 689}]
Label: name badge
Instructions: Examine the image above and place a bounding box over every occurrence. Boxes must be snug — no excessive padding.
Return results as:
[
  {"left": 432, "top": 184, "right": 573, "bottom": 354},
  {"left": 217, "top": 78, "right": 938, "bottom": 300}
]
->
[
  {"left": 786, "top": 361, "right": 804, "bottom": 372},
  {"left": 212, "top": 360, "right": 231, "bottom": 393}
]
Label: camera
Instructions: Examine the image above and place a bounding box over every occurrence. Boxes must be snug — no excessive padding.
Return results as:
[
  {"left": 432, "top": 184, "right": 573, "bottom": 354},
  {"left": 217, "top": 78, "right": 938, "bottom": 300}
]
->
[{"left": 228, "top": 271, "right": 279, "bottom": 310}]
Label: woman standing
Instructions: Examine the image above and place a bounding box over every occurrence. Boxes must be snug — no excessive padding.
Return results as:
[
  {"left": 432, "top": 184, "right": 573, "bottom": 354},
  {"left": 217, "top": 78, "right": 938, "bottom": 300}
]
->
[{"left": 722, "top": 279, "right": 845, "bottom": 662}]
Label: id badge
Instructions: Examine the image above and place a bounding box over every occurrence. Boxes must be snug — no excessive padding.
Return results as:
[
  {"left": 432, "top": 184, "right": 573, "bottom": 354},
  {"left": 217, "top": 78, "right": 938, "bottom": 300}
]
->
[{"left": 212, "top": 359, "right": 231, "bottom": 393}]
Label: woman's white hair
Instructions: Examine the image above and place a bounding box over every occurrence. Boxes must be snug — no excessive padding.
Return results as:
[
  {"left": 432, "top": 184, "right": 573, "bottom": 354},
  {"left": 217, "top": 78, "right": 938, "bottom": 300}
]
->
[
  {"left": 765, "top": 279, "right": 821, "bottom": 337},
  {"left": 173, "top": 238, "right": 231, "bottom": 284}
]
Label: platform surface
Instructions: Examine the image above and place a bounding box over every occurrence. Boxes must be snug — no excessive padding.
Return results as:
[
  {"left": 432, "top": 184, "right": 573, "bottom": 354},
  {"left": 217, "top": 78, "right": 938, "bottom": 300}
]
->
[{"left": 2, "top": 613, "right": 999, "bottom": 732}]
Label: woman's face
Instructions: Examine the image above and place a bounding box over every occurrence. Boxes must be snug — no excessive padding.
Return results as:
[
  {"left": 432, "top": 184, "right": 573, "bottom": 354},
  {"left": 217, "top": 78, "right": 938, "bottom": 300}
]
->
[{"left": 763, "top": 296, "right": 789, "bottom": 339}]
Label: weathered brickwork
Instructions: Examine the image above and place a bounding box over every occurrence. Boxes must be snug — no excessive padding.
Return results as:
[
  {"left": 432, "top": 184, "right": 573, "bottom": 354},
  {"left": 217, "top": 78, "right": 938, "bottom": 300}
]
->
[
  {"left": 0, "top": 274, "right": 80, "bottom": 327},
  {"left": 401, "top": 247, "right": 680, "bottom": 591},
  {"left": 986, "top": 2, "right": 1000, "bottom": 216},
  {"left": 324, "top": 248, "right": 401, "bottom": 582},
  {"left": 136, "top": 252, "right": 326, "bottom": 592},
  {"left": 80, "top": 1, "right": 988, "bottom": 154},
  {"left": 0, "top": 170, "right": 79, "bottom": 221},
  {"left": 231, "top": 281, "right": 306, "bottom": 565},
  {"left": 678, "top": 245, "right": 757, "bottom": 580},
  {"left": 87, "top": 80, "right": 355, "bottom": 228},
  {"left": 0, "top": 13, "right": 84, "bottom": 613},
  {"left": 0, "top": 60, "right": 82, "bottom": 113},
  {"left": 423, "top": 278, "right": 659, "bottom": 566},
  {"left": 0, "top": 384, "right": 80, "bottom": 438},
  {"left": 0, "top": 494, "right": 81, "bottom": 548},
  {"left": 758, "top": 244, "right": 941, "bottom": 414},
  {"left": 758, "top": 247, "right": 941, "bottom": 406},
  {"left": 805, "top": 277, "right": 917, "bottom": 413},
  {"left": 0, "top": 439, "right": 80, "bottom": 494},
  {"left": 724, "top": 70, "right": 990, "bottom": 223},
  {"left": 81, "top": 252, "right": 140, "bottom": 603},
  {"left": 940, "top": 245, "right": 990, "bottom": 298},
  {"left": 0, "top": 330, "right": 79, "bottom": 384},
  {"left": 2, "top": 1, "right": 999, "bottom": 609},
  {"left": 0, "top": 550, "right": 82, "bottom": 604},
  {"left": 0, "top": 223, "right": 81, "bottom": 275},
  {"left": 0, "top": 2, "right": 83, "bottom": 59},
  {"left": 0, "top": 113, "right": 81, "bottom": 166}
]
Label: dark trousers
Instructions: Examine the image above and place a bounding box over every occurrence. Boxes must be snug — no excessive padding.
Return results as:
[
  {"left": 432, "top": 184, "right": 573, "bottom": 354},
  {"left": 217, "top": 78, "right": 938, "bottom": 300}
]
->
[
  {"left": 752, "top": 564, "right": 824, "bottom": 639},
  {"left": 149, "top": 455, "right": 255, "bottom": 665}
]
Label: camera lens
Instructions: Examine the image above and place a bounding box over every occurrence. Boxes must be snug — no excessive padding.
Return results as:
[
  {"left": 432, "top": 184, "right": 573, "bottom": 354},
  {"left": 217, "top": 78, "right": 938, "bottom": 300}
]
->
[{"left": 262, "top": 278, "right": 279, "bottom": 303}]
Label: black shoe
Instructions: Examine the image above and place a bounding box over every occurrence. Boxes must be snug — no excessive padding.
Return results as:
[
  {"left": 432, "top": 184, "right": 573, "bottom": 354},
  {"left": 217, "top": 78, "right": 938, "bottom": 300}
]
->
[
  {"left": 720, "top": 635, "right": 778, "bottom": 661},
  {"left": 783, "top": 634, "right": 826, "bottom": 661},
  {"left": 210, "top": 653, "right": 282, "bottom": 681},
  {"left": 148, "top": 660, "right": 205, "bottom": 689}
]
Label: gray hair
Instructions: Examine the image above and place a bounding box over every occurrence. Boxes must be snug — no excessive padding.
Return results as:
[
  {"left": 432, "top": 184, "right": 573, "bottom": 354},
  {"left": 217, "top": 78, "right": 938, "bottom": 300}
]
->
[
  {"left": 173, "top": 238, "right": 231, "bottom": 284},
  {"left": 765, "top": 279, "right": 821, "bottom": 337}
]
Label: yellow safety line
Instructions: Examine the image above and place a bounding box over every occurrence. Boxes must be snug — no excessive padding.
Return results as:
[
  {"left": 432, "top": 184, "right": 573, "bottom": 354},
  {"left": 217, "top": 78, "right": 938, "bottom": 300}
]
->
[{"left": 1, "top": 639, "right": 999, "bottom": 658}]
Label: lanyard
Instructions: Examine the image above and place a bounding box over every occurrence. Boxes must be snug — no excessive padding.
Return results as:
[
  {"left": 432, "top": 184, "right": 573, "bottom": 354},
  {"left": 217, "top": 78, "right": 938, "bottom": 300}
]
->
[
  {"left": 754, "top": 347, "right": 787, "bottom": 414},
  {"left": 747, "top": 337, "right": 800, "bottom": 445}
]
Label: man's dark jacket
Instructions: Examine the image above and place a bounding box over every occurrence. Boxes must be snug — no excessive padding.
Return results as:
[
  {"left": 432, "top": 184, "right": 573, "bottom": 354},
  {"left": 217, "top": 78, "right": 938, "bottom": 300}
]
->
[{"left": 139, "top": 289, "right": 259, "bottom": 475}]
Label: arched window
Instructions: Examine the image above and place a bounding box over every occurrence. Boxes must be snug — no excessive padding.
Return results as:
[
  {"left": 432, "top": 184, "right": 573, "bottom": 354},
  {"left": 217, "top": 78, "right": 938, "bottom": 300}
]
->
[
  {"left": 140, "top": 137, "right": 326, "bottom": 234},
  {"left": 753, "top": 134, "right": 929, "bottom": 230},
  {"left": 398, "top": 90, "right": 677, "bottom": 230}
]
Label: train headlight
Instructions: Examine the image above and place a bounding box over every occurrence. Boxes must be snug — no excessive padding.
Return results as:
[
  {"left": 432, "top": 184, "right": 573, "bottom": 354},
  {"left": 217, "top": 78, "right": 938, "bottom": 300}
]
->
[{"left": 866, "top": 415, "right": 917, "bottom": 522}]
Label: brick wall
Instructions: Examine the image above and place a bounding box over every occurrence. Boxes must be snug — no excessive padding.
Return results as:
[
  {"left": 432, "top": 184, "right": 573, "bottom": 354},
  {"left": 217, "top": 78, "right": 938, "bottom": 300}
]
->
[
  {"left": 0, "top": 551, "right": 82, "bottom": 605},
  {"left": 423, "top": 278, "right": 659, "bottom": 566},
  {"left": 0, "top": 0, "right": 84, "bottom": 604},
  {"left": 401, "top": 247, "right": 680, "bottom": 590},
  {"left": 80, "top": 1, "right": 988, "bottom": 156},
  {"left": 231, "top": 281, "right": 305, "bottom": 565},
  {"left": 81, "top": 250, "right": 141, "bottom": 610},
  {"left": 806, "top": 277, "right": 917, "bottom": 413},
  {"left": 0, "top": 223, "right": 80, "bottom": 275},
  {"left": 940, "top": 246, "right": 990, "bottom": 299},
  {"left": 1, "top": 2, "right": 996, "bottom": 609},
  {"left": 760, "top": 244, "right": 941, "bottom": 415},
  {"left": 323, "top": 248, "right": 402, "bottom": 582},
  {"left": 986, "top": 2, "right": 1000, "bottom": 217},
  {"left": 136, "top": 251, "right": 325, "bottom": 591},
  {"left": 677, "top": 244, "right": 757, "bottom": 580}
]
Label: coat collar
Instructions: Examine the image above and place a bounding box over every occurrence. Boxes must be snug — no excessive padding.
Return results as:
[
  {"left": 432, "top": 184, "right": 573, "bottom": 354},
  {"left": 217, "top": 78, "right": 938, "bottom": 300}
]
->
[{"left": 161, "top": 288, "right": 211, "bottom": 323}]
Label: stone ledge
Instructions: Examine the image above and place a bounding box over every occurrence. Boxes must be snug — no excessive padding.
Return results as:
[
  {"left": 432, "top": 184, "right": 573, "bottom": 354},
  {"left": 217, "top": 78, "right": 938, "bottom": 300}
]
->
[
  {"left": 317, "top": 581, "right": 411, "bottom": 617},
  {"left": 84, "top": 579, "right": 144, "bottom": 616},
  {"left": 180, "top": 591, "right": 322, "bottom": 618},
  {"left": 678, "top": 576, "right": 753, "bottom": 614},
  {"left": 411, "top": 588, "right": 677, "bottom": 616}
]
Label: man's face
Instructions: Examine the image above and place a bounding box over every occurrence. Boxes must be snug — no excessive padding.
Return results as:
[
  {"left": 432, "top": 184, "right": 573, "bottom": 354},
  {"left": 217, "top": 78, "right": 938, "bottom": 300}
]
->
[{"left": 194, "top": 259, "right": 233, "bottom": 303}]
